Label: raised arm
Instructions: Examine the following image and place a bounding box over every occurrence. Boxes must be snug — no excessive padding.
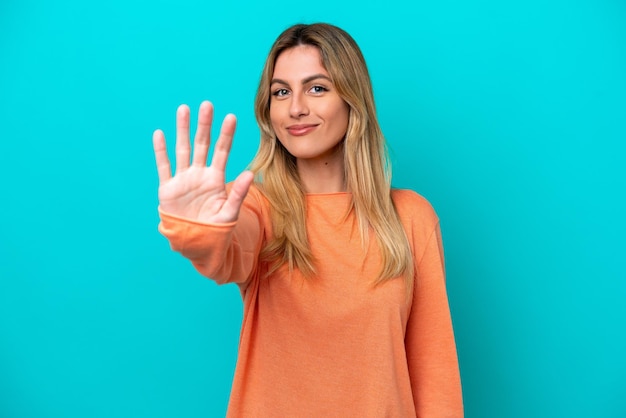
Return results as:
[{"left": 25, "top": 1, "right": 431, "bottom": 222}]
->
[{"left": 154, "top": 101, "right": 261, "bottom": 285}]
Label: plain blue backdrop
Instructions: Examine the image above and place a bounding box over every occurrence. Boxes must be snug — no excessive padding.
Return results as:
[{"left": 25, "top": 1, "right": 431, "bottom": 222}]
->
[{"left": 1, "top": 0, "right": 625, "bottom": 417}]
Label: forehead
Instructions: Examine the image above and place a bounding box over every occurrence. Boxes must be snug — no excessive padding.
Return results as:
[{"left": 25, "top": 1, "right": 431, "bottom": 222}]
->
[{"left": 272, "top": 45, "right": 329, "bottom": 79}]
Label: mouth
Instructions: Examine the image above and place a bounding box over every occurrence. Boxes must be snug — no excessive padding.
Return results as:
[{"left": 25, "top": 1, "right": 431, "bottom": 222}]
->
[{"left": 286, "top": 124, "right": 318, "bottom": 136}]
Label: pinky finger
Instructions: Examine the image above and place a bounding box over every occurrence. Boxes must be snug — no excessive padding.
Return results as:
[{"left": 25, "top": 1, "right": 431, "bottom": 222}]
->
[{"left": 153, "top": 129, "right": 172, "bottom": 185}]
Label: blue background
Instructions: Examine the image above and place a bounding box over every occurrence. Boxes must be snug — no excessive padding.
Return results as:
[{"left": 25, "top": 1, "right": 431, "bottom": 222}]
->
[{"left": 1, "top": 0, "right": 625, "bottom": 417}]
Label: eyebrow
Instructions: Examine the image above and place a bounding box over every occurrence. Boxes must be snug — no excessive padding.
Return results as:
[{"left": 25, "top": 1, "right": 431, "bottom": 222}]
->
[{"left": 270, "top": 74, "right": 332, "bottom": 86}]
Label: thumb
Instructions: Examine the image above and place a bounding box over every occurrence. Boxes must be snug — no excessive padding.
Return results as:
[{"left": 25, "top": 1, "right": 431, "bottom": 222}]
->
[{"left": 220, "top": 170, "right": 255, "bottom": 221}]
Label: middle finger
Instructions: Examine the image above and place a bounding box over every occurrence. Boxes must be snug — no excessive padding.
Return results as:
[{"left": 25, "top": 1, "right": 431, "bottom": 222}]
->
[
  {"left": 191, "top": 101, "right": 214, "bottom": 167},
  {"left": 175, "top": 104, "right": 191, "bottom": 174}
]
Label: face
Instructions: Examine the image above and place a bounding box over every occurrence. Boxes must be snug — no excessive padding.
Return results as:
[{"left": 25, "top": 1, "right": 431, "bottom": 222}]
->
[{"left": 269, "top": 45, "right": 350, "bottom": 166}]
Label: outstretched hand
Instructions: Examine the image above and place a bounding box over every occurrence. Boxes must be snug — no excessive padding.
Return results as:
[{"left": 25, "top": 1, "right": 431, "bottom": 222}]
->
[{"left": 153, "top": 101, "right": 254, "bottom": 224}]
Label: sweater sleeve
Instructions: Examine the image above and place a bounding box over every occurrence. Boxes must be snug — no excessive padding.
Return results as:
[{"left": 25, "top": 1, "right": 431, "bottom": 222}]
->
[
  {"left": 157, "top": 189, "right": 265, "bottom": 286},
  {"left": 405, "top": 222, "right": 464, "bottom": 417}
]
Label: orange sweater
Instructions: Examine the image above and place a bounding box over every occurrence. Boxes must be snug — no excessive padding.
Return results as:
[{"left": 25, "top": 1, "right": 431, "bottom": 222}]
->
[{"left": 158, "top": 187, "right": 463, "bottom": 417}]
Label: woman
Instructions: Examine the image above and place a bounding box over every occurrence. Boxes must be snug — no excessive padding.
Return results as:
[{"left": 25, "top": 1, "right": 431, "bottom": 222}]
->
[{"left": 153, "top": 23, "right": 463, "bottom": 417}]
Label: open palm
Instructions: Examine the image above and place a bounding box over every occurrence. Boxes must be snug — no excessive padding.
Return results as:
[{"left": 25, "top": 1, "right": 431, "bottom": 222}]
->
[{"left": 153, "top": 101, "right": 254, "bottom": 224}]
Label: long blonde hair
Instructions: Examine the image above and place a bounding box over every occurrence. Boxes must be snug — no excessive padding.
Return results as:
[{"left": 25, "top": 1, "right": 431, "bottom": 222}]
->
[{"left": 250, "top": 23, "right": 414, "bottom": 294}]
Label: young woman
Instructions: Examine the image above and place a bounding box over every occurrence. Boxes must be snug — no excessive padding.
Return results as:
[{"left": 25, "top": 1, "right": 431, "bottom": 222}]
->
[{"left": 153, "top": 23, "right": 463, "bottom": 417}]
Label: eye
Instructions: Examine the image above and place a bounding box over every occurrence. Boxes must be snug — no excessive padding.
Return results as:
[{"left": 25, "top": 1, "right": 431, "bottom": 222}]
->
[
  {"left": 309, "top": 85, "right": 328, "bottom": 94},
  {"left": 272, "top": 88, "right": 290, "bottom": 98}
]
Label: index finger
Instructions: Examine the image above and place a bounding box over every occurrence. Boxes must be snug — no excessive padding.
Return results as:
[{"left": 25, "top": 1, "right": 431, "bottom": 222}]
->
[
  {"left": 153, "top": 129, "right": 172, "bottom": 185},
  {"left": 210, "top": 113, "right": 237, "bottom": 172}
]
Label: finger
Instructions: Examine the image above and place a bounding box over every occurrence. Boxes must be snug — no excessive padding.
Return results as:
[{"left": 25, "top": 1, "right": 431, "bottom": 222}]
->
[
  {"left": 153, "top": 129, "right": 172, "bottom": 185},
  {"left": 210, "top": 113, "right": 237, "bottom": 173},
  {"left": 191, "top": 101, "right": 214, "bottom": 167},
  {"left": 175, "top": 104, "right": 191, "bottom": 174},
  {"left": 220, "top": 170, "right": 254, "bottom": 221}
]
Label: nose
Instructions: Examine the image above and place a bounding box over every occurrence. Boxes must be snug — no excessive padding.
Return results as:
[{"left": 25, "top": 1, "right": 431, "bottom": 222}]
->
[{"left": 289, "top": 92, "right": 309, "bottom": 118}]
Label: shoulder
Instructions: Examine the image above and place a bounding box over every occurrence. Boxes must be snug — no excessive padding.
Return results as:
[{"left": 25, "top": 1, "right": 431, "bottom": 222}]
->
[
  {"left": 245, "top": 182, "right": 267, "bottom": 205},
  {"left": 244, "top": 182, "right": 274, "bottom": 230},
  {"left": 391, "top": 189, "right": 440, "bottom": 248},
  {"left": 391, "top": 189, "right": 439, "bottom": 225}
]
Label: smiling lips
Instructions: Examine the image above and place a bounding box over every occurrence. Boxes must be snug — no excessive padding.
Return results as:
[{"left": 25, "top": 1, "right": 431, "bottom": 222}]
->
[{"left": 286, "top": 124, "right": 318, "bottom": 136}]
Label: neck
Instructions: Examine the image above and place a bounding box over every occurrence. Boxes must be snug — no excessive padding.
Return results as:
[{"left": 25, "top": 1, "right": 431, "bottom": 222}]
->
[{"left": 297, "top": 151, "right": 345, "bottom": 194}]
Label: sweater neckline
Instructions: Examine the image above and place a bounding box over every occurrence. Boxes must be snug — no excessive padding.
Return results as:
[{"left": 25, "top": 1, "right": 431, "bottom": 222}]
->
[{"left": 305, "top": 192, "right": 352, "bottom": 197}]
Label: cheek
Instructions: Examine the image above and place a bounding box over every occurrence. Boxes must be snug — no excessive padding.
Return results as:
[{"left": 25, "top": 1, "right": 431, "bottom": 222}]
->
[
  {"left": 322, "top": 101, "right": 348, "bottom": 128},
  {"left": 269, "top": 106, "right": 281, "bottom": 132},
  {"left": 334, "top": 103, "right": 350, "bottom": 133}
]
